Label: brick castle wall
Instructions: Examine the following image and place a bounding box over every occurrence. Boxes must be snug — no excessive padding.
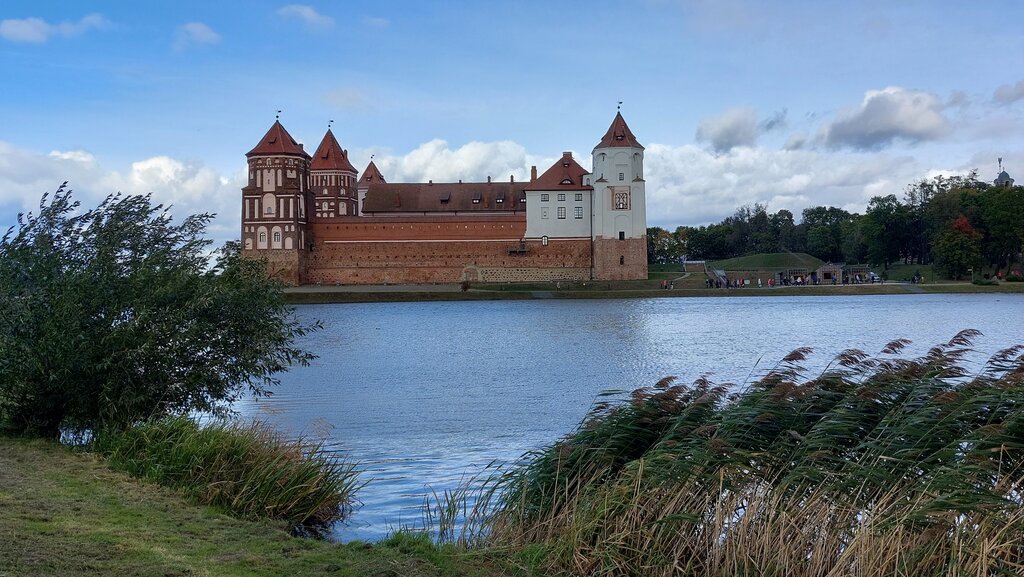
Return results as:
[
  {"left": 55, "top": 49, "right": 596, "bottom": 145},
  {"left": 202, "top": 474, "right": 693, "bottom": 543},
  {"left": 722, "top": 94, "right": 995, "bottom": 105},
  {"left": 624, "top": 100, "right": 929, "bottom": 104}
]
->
[
  {"left": 243, "top": 248, "right": 306, "bottom": 285},
  {"left": 302, "top": 217, "right": 593, "bottom": 284},
  {"left": 592, "top": 237, "right": 648, "bottom": 280}
]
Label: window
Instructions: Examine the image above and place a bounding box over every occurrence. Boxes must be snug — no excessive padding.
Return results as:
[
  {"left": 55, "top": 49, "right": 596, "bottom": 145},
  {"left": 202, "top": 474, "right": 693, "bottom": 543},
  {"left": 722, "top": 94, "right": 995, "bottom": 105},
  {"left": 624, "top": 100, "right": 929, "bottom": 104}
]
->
[
  {"left": 541, "top": 193, "right": 549, "bottom": 201},
  {"left": 618, "top": 172, "right": 625, "bottom": 181},
  {"left": 259, "top": 232, "right": 267, "bottom": 243},
  {"left": 618, "top": 231, "right": 625, "bottom": 240},
  {"left": 273, "top": 231, "right": 282, "bottom": 243},
  {"left": 542, "top": 236, "right": 549, "bottom": 246},
  {"left": 574, "top": 206, "right": 583, "bottom": 219},
  {"left": 613, "top": 188, "right": 630, "bottom": 210},
  {"left": 557, "top": 193, "right": 565, "bottom": 202},
  {"left": 557, "top": 207, "right": 566, "bottom": 219},
  {"left": 575, "top": 193, "right": 583, "bottom": 201},
  {"left": 541, "top": 207, "right": 549, "bottom": 219}
]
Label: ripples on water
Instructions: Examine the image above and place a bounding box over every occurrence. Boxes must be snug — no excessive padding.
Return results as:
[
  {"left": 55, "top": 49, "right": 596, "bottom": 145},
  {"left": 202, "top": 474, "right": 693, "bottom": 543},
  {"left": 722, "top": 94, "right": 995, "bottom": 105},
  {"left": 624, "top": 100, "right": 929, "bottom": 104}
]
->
[{"left": 235, "top": 293, "right": 1024, "bottom": 541}]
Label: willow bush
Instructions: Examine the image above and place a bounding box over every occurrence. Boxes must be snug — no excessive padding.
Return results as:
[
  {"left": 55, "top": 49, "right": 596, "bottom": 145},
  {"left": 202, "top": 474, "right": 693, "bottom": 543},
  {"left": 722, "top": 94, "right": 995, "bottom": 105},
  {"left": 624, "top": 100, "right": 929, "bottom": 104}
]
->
[
  {"left": 0, "top": 184, "right": 317, "bottom": 438},
  {"left": 479, "top": 330, "right": 1024, "bottom": 576}
]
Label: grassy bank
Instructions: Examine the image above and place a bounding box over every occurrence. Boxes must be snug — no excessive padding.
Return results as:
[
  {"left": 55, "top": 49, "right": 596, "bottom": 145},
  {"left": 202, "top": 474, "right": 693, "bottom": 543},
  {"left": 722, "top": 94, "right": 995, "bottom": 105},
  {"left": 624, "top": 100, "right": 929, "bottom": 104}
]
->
[
  {"left": 475, "top": 331, "right": 1024, "bottom": 576},
  {"left": 99, "top": 417, "right": 361, "bottom": 528},
  {"left": 283, "top": 281, "right": 1024, "bottom": 304},
  {"left": 0, "top": 436, "right": 546, "bottom": 577}
]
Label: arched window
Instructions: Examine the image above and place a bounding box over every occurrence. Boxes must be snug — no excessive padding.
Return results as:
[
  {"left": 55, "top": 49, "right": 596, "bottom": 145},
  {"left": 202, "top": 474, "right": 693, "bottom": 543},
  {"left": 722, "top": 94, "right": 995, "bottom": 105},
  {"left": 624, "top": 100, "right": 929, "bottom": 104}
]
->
[{"left": 262, "top": 193, "right": 276, "bottom": 215}]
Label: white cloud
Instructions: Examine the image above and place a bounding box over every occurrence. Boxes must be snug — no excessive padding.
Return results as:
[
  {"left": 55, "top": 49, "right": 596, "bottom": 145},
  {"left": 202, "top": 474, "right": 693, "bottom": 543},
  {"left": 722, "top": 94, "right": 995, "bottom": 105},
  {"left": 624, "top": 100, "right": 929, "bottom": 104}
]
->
[
  {"left": 323, "top": 88, "right": 373, "bottom": 111},
  {"left": 642, "top": 143, "right": 918, "bottom": 227},
  {"left": 0, "top": 13, "right": 109, "bottom": 43},
  {"left": 174, "top": 22, "right": 221, "bottom": 51},
  {"left": 820, "top": 87, "right": 949, "bottom": 150},
  {"left": 993, "top": 80, "right": 1024, "bottom": 105},
  {"left": 0, "top": 142, "right": 243, "bottom": 247},
  {"left": 277, "top": 5, "right": 335, "bottom": 29},
  {"left": 362, "top": 16, "right": 390, "bottom": 28},
  {"left": 695, "top": 107, "right": 760, "bottom": 153},
  {"left": 364, "top": 139, "right": 553, "bottom": 185},
  {"left": 357, "top": 138, "right": 928, "bottom": 229},
  {"left": 783, "top": 132, "right": 808, "bottom": 151}
]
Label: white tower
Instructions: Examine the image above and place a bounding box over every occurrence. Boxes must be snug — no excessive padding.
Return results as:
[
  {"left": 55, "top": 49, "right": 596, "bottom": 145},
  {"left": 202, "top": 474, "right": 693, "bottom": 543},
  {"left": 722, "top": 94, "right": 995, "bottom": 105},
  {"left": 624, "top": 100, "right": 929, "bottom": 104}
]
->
[{"left": 590, "top": 111, "right": 648, "bottom": 280}]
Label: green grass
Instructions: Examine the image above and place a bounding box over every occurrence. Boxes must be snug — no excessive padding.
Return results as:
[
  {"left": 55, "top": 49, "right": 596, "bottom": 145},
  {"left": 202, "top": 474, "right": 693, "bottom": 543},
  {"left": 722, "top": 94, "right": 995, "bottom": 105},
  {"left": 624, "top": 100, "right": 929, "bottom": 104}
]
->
[
  {"left": 880, "top": 262, "right": 941, "bottom": 283},
  {"left": 98, "top": 417, "right": 361, "bottom": 528},
  {"left": 709, "top": 252, "right": 824, "bottom": 271},
  {"left": 0, "top": 436, "right": 547, "bottom": 577},
  {"left": 476, "top": 331, "right": 1024, "bottom": 576}
]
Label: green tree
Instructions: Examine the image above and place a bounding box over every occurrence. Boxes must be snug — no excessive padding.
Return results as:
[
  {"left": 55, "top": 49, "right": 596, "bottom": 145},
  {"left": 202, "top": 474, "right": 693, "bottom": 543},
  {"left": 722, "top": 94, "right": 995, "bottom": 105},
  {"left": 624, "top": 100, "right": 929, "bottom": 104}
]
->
[
  {"left": 801, "top": 206, "right": 854, "bottom": 262},
  {"left": 979, "top": 185, "right": 1024, "bottom": 270},
  {"left": 647, "top": 226, "right": 682, "bottom": 265},
  {"left": 861, "top": 195, "right": 910, "bottom": 269},
  {"left": 0, "top": 185, "right": 317, "bottom": 438},
  {"left": 933, "top": 215, "right": 982, "bottom": 280}
]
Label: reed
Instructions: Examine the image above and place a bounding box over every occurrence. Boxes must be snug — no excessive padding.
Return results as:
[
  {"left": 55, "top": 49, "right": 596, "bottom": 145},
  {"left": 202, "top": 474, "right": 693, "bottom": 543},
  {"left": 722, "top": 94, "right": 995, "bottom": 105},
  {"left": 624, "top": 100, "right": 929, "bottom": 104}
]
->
[
  {"left": 98, "top": 416, "right": 361, "bottom": 528},
  {"left": 477, "top": 330, "right": 1024, "bottom": 576}
]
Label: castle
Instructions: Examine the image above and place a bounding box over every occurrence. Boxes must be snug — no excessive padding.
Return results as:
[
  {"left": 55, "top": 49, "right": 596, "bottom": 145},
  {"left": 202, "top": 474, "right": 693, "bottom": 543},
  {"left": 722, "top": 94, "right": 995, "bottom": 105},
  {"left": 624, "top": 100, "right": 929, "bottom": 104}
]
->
[{"left": 240, "top": 112, "right": 648, "bottom": 285}]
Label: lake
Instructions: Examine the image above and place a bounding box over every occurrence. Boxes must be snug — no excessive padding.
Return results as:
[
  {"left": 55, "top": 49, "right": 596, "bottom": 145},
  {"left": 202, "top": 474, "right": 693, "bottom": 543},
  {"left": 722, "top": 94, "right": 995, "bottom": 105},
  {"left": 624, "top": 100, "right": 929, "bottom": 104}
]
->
[{"left": 236, "top": 293, "right": 1024, "bottom": 541}]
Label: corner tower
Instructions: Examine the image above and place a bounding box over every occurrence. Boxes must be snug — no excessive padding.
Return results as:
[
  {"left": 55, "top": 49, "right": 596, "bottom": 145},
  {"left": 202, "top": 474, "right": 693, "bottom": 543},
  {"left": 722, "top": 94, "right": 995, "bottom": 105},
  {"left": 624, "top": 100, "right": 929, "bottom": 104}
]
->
[
  {"left": 241, "top": 119, "right": 311, "bottom": 285},
  {"left": 590, "top": 112, "right": 648, "bottom": 280},
  {"left": 310, "top": 129, "right": 359, "bottom": 218}
]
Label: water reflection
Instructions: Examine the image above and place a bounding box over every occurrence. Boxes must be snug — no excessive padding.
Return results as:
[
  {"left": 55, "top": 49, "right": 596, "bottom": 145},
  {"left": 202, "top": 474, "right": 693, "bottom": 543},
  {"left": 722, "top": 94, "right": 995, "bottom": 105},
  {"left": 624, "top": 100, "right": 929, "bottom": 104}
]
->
[{"left": 236, "top": 294, "right": 1024, "bottom": 541}]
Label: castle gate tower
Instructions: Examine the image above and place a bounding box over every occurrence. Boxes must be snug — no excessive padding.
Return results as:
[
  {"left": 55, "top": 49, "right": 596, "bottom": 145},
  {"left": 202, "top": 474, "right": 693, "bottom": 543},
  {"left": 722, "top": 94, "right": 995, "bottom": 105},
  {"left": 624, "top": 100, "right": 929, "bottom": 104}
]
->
[
  {"left": 310, "top": 128, "right": 359, "bottom": 218},
  {"left": 241, "top": 119, "right": 311, "bottom": 284},
  {"left": 590, "top": 112, "right": 648, "bottom": 280}
]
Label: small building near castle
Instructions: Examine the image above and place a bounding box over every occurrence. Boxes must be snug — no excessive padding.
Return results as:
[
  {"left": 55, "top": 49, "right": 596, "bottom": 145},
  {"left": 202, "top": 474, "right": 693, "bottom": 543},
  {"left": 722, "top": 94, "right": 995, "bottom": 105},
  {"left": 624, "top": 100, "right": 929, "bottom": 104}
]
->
[{"left": 240, "top": 113, "right": 648, "bottom": 285}]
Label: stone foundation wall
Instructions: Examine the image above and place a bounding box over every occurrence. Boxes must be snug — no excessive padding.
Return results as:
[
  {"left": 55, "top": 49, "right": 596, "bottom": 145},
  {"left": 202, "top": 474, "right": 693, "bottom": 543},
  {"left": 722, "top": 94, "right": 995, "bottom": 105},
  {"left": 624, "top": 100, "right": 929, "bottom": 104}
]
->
[
  {"left": 471, "top": 266, "right": 590, "bottom": 283},
  {"left": 243, "top": 248, "right": 305, "bottom": 285},
  {"left": 592, "top": 236, "right": 648, "bottom": 280}
]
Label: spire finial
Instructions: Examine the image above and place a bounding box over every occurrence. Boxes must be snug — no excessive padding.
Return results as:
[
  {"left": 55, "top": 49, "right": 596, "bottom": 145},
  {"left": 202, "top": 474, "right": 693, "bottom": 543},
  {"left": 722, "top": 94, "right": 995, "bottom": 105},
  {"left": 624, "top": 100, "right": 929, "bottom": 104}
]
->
[
  {"left": 999, "top": 157, "right": 1003, "bottom": 172},
  {"left": 328, "top": 119, "right": 334, "bottom": 130},
  {"left": 275, "top": 109, "right": 282, "bottom": 120},
  {"left": 617, "top": 101, "right": 622, "bottom": 112},
  {"left": 370, "top": 154, "right": 375, "bottom": 160}
]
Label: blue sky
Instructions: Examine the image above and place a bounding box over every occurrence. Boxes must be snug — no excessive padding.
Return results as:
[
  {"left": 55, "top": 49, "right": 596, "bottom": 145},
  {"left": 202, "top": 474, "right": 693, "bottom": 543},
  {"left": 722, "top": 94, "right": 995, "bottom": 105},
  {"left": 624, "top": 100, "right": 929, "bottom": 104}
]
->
[{"left": 2, "top": 1, "right": 1022, "bottom": 245}]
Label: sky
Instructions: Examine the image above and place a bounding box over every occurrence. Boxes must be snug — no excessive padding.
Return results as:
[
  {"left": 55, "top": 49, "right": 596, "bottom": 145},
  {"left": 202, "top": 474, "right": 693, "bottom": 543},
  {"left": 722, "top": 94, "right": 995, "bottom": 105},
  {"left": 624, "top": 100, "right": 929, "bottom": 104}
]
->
[{"left": 1, "top": 0, "right": 1022, "bottom": 245}]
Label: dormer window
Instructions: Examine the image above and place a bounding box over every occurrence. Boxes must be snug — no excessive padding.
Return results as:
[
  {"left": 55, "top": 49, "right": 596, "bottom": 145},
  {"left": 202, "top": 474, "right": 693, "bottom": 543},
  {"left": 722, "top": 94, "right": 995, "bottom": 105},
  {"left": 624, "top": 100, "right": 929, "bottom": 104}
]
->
[
  {"left": 440, "top": 191, "right": 451, "bottom": 204},
  {"left": 472, "top": 191, "right": 482, "bottom": 204},
  {"left": 496, "top": 197, "right": 503, "bottom": 203},
  {"left": 560, "top": 178, "right": 573, "bottom": 185}
]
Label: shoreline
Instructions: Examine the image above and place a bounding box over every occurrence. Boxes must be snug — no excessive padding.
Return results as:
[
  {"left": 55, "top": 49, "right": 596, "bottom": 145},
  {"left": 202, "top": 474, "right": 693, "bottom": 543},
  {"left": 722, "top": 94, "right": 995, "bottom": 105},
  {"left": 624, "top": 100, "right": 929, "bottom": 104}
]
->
[{"left": 283, "top": 281, "right": 1024, "bottom": 304}]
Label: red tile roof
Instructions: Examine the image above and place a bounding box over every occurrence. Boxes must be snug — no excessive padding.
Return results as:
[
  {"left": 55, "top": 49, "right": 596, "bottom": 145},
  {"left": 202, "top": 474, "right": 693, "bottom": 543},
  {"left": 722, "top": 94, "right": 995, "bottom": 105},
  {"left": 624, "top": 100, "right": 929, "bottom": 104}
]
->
[
  {"left": 595, "top": 112, "right": 643, "bottom": 150},
  {"left": 361, "top": 181, "right": 528, "bottom": 214},
  {"left": 359, "top": 161, "right": 386, "bottom": 184},
  {"left": 246, "top": 120, "right": 310, "bottom": 158},
  {"left": 310, "top": 129, "right": 357, "bottom": 172},
  {"left": 525, "top": 152, "right": 592, "bottom": 191}
]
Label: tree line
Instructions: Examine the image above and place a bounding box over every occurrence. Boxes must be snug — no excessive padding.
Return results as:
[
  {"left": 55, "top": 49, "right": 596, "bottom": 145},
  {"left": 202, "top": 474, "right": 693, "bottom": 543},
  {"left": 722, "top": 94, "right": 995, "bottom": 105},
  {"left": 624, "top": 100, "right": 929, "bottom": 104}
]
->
[{"left": 647, "top": 172, "right": 1024, "bottom": 279}]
